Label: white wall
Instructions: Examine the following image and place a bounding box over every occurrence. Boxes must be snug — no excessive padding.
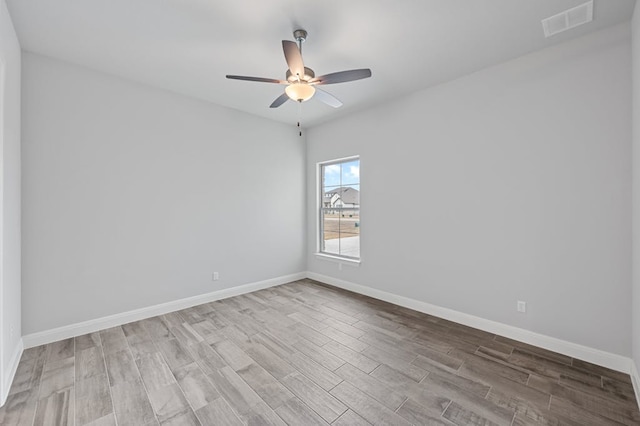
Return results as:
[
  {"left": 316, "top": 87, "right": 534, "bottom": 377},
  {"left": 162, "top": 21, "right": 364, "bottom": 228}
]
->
[
  {"left": 21, "top": 52, "right": 305, "bottom": 335},
  {"left": 307, "top": 24, "right": 632, "bottom": 357},
  {"left": 632, "top": 4, "right": 640, "bottom": 381},
  {"left": 0, "top": 0, "right": 21, "bottom": 406}
]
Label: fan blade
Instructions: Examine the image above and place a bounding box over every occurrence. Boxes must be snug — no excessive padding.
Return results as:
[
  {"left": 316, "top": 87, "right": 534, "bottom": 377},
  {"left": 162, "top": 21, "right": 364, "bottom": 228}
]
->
[
  {"left": 269, "top": 93, "right": 290, "bottom": 108},
  {"left": 226, "top": 75, "right": 287, "bottom": 84},
  {"left": 282, "top": 40, "right": 305, "bottom": 79},
  {"left": 314, "top": 89, "right": 342, "bottom": 108},
  {"left": 311, "top": 69, "right": 372, "bottom": 85}
]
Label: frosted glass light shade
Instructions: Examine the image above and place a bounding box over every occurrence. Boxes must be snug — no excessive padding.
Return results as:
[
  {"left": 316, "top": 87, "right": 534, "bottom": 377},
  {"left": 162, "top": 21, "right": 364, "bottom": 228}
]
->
[{"left": 285, "top": 83, "right": 315, "bottom": 102}]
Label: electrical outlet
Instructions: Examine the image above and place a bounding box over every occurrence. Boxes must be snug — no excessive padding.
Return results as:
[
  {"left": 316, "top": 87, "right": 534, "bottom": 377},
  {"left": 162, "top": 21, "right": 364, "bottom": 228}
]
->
[
  {"left": 212, "top": 272, "right": 219, "bottom": 281},
  {"left": 517, "top": 301, "right": 526, "bottom": 313},
  {"left": 10, "top": 324, "right": 15, "bottom": 339}
]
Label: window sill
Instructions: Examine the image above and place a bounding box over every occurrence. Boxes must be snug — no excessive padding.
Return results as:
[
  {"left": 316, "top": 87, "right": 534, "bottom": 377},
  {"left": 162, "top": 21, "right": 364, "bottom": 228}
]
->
[{"left": 314, "top": 253, "right": 361, "bottom": 266}]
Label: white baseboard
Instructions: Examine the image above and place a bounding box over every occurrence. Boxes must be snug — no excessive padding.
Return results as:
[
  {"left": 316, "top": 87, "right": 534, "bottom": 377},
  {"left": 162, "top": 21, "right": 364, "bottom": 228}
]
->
[
  {"left": 1, "top": 338, "right": 24, "bottom": 407},
  {"left": 22, "top": 272, "right": 306, "bottom": 349},
  {"left": 631, "top": 361, "right": 640, "bottom": 410},
  {"left": 18, "top": 269, "right": 635, "bottom": 380},
  {"left": 307, "top": 272, "right": 633, "bottom": 374}
]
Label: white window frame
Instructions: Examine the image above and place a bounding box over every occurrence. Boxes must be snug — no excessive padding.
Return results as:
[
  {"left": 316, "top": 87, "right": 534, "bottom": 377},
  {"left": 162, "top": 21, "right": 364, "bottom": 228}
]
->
[{"left": 315, "top": 156, "right": 361, "bottom": 265}]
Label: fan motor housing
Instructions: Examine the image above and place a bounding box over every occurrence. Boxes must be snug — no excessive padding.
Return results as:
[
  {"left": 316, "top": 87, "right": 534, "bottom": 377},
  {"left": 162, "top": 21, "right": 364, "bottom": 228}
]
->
[{"left": 286, "top": 67, "right": 315, "bottom": 83}]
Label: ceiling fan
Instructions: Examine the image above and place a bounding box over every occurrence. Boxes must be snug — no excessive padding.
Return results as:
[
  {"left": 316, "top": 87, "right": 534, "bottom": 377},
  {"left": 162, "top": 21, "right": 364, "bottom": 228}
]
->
[{"left": 226, "top": 29, "right": 372, "bottom": 109}]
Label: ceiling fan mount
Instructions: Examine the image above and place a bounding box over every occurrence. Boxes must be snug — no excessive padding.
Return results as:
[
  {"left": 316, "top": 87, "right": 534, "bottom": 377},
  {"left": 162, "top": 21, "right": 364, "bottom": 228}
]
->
[
  {"left": 292, "top": 29, "right": 308, "bottom": 44},
  {"left": 226, "top": 29, "right": 372, "bottom": 109}
]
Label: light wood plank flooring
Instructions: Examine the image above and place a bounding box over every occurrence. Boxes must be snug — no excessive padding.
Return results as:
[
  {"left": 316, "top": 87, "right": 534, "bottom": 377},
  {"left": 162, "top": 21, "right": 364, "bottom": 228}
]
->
[{"left": 1, "top": 279, "right": 638, "bottom": 425}]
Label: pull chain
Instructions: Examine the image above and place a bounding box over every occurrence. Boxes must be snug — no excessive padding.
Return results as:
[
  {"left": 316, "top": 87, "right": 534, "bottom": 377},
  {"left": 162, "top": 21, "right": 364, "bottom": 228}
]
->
[{"left": 297, "top": 100, "right": 303, "bottom": 137}]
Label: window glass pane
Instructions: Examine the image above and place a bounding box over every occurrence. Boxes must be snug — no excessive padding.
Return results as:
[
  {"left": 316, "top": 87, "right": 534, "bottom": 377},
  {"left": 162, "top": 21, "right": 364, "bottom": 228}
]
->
[
  {"left": 340, "top": 160, "right": 359, "bottom": 186},
  {"left": 322, "top": 209, "right": 340, "bottom": 255},
  {"left": 323, "top": 163, "right": 341, "bottom": 188},
  {"left": 338, "top": 209, "right": 359, "bottom": 258}
]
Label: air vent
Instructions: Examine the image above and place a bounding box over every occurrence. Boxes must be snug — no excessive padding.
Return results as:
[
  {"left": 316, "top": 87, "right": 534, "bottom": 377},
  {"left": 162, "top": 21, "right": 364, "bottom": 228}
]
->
[{"left": 542, "top": 1, "right": 593, "bottom": 38}]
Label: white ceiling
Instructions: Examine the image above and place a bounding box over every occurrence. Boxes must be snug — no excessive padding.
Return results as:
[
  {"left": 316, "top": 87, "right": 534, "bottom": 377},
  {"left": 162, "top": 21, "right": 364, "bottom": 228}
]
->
[{"left": 6, "top": 0, "right": 637, "bottom": 127}]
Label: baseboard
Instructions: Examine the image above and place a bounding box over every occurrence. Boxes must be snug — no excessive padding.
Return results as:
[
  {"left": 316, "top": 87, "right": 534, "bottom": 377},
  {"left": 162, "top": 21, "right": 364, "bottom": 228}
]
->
[
  {"left": 631, "top": 361, "right": 640, "bottom": 410},
  {"left": 0, "top": 338, "right": 24, "bottom": 407},
  {"left": 19, "top": 269, "right": 634, "bottom": 378},
  {"left": 307, "top": 272, "right": 632, "bottom": 374},
  {"left": 22, "top": 272, "right": 306, "bottom": 349}
]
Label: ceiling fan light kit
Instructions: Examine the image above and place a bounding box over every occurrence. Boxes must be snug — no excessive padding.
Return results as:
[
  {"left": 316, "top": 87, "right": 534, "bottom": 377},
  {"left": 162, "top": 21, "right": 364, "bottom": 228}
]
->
[
  {"left": 226, "top": 29, "right": 372, "bottom": 109},
  {"left": 285, "top": 83, "right": 315, "bottom": 102}
]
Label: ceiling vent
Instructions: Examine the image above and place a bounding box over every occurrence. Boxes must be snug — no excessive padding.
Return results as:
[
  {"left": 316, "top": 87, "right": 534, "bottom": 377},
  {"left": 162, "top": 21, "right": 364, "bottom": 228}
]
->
[{"left": 542, "top": 1, "right": 593, "bottom": 38}]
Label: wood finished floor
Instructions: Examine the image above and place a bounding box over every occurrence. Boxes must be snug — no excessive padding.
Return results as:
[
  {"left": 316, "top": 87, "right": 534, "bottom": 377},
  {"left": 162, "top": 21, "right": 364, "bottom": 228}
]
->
[{"left": 1, "top": 279, "right": 639, "bottom": 426}]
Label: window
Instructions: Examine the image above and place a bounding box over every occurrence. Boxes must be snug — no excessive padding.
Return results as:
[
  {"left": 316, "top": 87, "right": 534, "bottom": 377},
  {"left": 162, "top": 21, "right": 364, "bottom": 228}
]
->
[{"left": 319, "top": 157, "right": 360, "bottom": 260}]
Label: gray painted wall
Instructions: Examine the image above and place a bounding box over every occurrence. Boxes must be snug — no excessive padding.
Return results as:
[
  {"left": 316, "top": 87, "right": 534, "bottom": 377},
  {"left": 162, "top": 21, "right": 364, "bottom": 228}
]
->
[
  {"left": 632, "top": 4, "right": 640, "bottom": 377},
  {"left": 0, "top": 0, "right": 21, "bottom": 405},
  {"left": 307, "top": 24, "right": 632, "bottom": 356},
  {"left": 21, "top": 53, "right": 306, "bottom": 334}
]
